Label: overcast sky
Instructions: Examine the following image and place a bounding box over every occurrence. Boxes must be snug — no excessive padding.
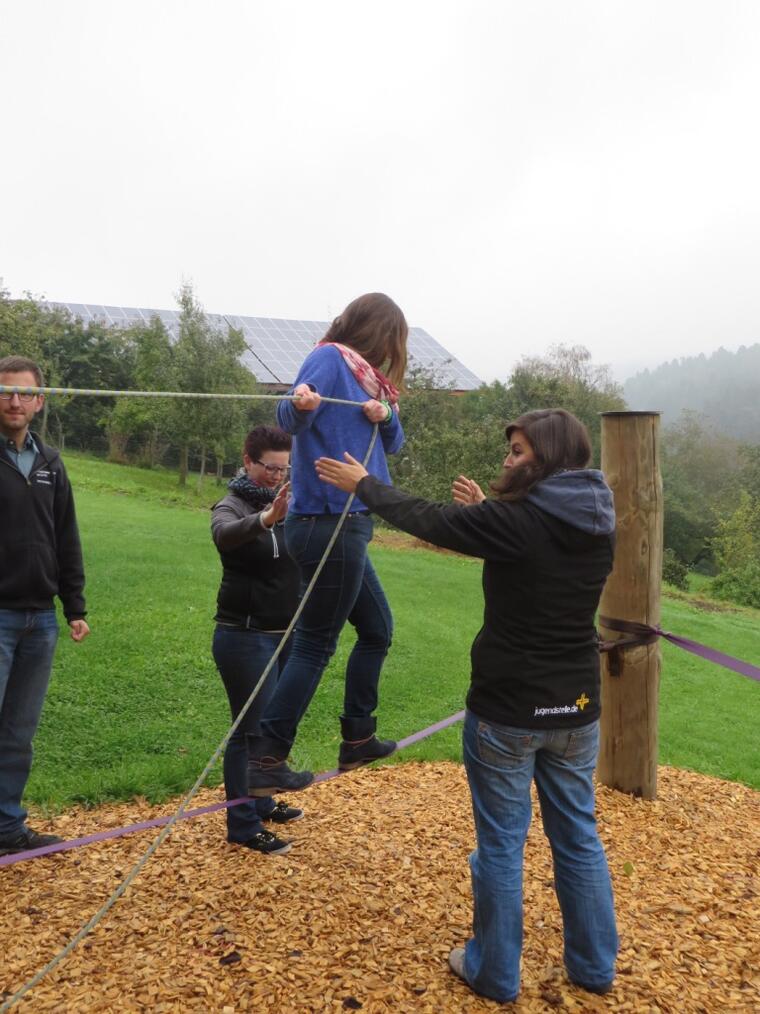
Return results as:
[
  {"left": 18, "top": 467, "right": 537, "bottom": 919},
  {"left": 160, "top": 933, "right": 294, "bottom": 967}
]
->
[{"left": 2, "top": 1, "right": 759, "bottom": 384}]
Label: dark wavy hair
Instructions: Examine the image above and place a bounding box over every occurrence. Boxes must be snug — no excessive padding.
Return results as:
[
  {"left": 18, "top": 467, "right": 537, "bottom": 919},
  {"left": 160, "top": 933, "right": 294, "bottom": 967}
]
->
[
  {"left": 321, "top": 292, "right": 408, "bottom": 388},
  {"left": 243, "top": 426, "right": 292, "bottom": 462},
  {"left": 490, "top": 408, "right": 592, "bottom": 501}
]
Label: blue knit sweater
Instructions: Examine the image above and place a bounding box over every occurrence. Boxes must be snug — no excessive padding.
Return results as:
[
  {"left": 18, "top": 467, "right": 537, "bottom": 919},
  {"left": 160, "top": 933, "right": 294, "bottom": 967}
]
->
[{"left": 276, "top": 344, "right": 405, "bottom": 514}]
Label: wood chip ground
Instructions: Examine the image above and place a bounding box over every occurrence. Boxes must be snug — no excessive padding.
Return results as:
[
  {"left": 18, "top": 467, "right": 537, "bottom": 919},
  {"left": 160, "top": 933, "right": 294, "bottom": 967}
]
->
[{"left": 2, "top": 763, "right": 758, "bottom": 1012}]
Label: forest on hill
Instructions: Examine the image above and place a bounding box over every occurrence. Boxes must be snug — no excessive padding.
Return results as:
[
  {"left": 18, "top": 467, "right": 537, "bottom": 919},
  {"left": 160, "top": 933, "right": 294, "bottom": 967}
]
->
[{"left": 624, "top": 343, "right": 760, "bottom": 441}]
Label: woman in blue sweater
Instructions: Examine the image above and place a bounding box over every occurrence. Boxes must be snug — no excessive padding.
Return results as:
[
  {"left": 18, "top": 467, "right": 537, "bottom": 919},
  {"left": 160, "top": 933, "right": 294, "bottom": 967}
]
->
[{"left": 246, "top": 293, "right": 408, "bottom": 795}]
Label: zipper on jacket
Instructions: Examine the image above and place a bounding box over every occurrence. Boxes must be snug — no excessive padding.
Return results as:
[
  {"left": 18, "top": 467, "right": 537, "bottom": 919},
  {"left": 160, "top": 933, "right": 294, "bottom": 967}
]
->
[{"left": 270, "top": 528, "right": 279, "bottom": 558}]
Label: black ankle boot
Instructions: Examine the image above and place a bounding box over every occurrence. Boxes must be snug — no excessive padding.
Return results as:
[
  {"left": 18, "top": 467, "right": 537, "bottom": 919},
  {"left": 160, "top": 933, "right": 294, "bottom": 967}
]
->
[
  {"left": 338, "top": 716, "right": 396, "bottom": 771},
  {"left": 247, "top": 735, "right": 314, "bottom": 797}
]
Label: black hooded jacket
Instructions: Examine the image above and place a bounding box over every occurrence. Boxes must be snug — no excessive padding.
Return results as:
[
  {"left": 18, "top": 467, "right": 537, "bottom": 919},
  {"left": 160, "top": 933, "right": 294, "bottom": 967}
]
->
[
  {"left": 356, "top": 470, "right": 615, "bottom": 729},
  {"left": 0, "top": 433, "right": 87, "bottom": 620}
]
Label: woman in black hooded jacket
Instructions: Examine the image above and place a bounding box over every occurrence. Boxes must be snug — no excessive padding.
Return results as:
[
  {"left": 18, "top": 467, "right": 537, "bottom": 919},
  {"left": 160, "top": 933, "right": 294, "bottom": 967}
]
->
[{"left": 315, "top": 408, "right": 619, "bottom": 1004}]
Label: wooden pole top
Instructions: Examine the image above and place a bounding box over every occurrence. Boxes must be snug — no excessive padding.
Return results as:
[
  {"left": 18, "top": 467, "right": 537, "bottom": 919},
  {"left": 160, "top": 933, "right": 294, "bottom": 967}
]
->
[{"left": 599, "top": 410, "right": 661, "bottom": 417}]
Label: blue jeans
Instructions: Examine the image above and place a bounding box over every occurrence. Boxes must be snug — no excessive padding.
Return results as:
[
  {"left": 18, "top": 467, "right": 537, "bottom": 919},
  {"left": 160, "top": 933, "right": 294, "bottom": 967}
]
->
[
  {"left": 0, "top": 609, "right": 59, "bottom": 837},
  {"left": 213, "top": 626, "right": 291, "bottom": 841},
  {"left": 261, "top": 513, "right": 393, "bottom": 747},
  {"left": 462, "top": 710, "right": 618, "bottom": 1002}
]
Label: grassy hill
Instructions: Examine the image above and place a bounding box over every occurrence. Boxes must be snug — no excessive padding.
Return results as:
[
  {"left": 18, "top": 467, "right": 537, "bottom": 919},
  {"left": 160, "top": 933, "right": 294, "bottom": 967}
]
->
[{"left": 25, "top": 453, "right": 760, "bottom": 813}]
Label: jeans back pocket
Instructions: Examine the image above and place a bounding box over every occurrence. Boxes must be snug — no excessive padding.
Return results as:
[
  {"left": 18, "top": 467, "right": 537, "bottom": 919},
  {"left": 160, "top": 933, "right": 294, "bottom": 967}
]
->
[{"left": 477, "top": 721, "right": 535, "bottom": 769}]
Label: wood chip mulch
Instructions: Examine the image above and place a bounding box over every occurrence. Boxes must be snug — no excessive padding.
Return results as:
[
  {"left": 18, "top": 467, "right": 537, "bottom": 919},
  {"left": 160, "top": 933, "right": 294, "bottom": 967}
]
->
[{"left": 2, "top": 763, "right": 759, "bottom": 1013}]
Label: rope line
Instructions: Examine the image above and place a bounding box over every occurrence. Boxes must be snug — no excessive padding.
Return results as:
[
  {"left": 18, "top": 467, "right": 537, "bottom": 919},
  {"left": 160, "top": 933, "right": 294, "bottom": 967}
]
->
[
  {"left": 0, "top": 422, "right": 378, "bottom": 1013},
  {"left": 0, "top": 384, "right": 365, "bottom": 407},
  {"left": 0, "top": 709, "right": 467, "bottom": 869}
]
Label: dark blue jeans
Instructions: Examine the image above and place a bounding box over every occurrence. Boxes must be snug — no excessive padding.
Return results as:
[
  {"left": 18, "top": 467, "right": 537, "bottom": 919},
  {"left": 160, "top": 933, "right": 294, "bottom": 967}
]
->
[
  {"left": 212, "top": 626, "right": 291, "bottom": 842},
  {"left": 261, "top": 513, "right": 393, "bottom": 747},
  {"left": 0, "top": 609, "right": 59, "bottom": 837},
  {"left": 462, "top": 711, "right": 618, "bottom": 1002}
]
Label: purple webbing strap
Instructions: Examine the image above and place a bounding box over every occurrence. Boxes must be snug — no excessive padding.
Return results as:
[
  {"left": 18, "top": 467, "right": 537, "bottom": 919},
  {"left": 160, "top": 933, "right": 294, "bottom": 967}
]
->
[
  {"left": 0, "top": 710, "right": 466, "bottom": 869},
  {"left": 599, "top": 616, "right": 760, "bottom": 684}
]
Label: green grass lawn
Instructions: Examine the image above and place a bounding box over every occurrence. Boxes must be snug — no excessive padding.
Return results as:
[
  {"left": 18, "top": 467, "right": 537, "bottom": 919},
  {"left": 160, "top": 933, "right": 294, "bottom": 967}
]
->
[{"left": 25, "top": 455, "right": 760, "bottom": 813}]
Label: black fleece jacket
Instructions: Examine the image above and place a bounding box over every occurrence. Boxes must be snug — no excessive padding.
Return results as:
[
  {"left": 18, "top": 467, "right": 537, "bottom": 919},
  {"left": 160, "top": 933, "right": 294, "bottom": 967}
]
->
[
  {"left": 356, "top": 474, "right": 615, "bottom": 729},
  {"left": 0, "top": 433, "right": 86, "bottom": 620}
]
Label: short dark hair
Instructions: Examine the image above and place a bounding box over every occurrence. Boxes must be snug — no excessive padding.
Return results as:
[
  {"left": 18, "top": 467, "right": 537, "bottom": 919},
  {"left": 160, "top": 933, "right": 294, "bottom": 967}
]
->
[
  {"left": 491, "top": 408, "right": 592, "bottom": 501},
  {"left": 0, "top": 355, "right": 44, "bottom": 387},
  {"left": 244, "top": 425, "right": 292, "bottom": 462}
]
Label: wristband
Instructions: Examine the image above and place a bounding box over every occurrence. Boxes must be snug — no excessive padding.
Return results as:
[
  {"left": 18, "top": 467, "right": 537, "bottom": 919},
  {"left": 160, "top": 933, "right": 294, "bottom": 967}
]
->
[{"left": 380, "top": 400, "right": 393, "bottom": 424}]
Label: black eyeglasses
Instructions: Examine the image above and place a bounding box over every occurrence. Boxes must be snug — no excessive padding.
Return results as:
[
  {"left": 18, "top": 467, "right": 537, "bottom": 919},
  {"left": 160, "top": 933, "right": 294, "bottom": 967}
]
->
[
  {"left": 255, "top": 460, "right": 290, "bottom": 476},
  {"left": 0, "top": 392, "right": 37, "bottom": 403}
]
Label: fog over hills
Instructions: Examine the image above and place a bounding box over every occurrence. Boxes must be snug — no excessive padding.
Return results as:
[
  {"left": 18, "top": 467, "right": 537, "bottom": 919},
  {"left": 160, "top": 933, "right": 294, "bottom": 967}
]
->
[{"left": 623, "top": 344, "right": 760, "bottom": 441}]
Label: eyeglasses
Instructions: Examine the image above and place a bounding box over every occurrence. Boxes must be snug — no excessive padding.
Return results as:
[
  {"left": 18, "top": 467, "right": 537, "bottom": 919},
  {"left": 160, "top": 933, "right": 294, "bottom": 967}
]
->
[
  {"left": 0, "top": 393, "right": 37, "bottom": 403},
  {"left": 255, "top": 460, "right": 290, "bottom": 476}
]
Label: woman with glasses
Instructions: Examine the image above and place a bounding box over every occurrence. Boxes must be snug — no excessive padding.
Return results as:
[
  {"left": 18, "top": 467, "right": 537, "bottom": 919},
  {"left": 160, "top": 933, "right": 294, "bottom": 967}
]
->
[{"left": 210, "top": 426, "right": 303, "bottom": 855}]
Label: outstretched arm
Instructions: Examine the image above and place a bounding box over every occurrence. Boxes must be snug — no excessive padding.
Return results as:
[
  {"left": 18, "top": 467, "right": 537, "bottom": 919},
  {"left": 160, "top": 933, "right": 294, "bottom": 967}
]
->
[{"left": 316, "top": 456, "right": 528, "bottom": 561}]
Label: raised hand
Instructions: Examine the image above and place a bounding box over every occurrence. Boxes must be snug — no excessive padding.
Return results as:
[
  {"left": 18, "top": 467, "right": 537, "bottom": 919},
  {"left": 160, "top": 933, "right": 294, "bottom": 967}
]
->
[
  {"left": 261, "top": 482, "right": 291, "bottom": 527},
  {"left": 452, "top": 475, "right": 486, "bottom": 506},
  {"left": 315, "top": 453, "right": 369, "bottom": 493}
]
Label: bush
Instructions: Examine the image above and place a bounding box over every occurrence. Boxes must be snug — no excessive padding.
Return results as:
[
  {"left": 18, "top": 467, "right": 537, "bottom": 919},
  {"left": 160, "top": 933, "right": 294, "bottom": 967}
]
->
[
  {"left": 662, "top": 548, "right": 689, "bottom": 590},
  {"left": 712, "top": 560, "right": 760, "bottom": 609}
]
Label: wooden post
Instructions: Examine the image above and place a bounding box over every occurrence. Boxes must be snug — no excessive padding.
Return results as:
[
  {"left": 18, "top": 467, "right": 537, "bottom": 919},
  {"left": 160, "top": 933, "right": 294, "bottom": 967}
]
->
[{"left": 598, "top": 411, "right": 663, "bottom": 799}]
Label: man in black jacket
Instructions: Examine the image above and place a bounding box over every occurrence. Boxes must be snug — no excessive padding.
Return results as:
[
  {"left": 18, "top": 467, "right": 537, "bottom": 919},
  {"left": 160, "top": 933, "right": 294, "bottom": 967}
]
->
[{"left": 0, "top": 355, "right": 90, "bottom": 855}]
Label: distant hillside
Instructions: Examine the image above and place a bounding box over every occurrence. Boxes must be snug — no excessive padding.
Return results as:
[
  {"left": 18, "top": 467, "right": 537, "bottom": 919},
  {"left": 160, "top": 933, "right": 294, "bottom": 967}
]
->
[{"left": 624, "top": 344, "right": 760, "bottom": 440}]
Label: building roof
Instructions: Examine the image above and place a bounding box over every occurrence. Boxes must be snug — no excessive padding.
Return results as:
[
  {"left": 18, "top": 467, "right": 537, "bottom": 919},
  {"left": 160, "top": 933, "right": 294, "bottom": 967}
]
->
[{"left": 43, "top": 302, "right": 482, "bottom": 391}]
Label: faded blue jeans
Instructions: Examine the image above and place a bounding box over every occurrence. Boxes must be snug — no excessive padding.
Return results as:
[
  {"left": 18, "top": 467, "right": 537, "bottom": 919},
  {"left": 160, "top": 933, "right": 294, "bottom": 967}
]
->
[
  {"left": 0, "top": 609, "right": 59, "bottom": 837},
  {"left": 261, "top": 513, "right": 393, "bottom": 747},
  {"left": 213, "top": 627, "right": 291, "bottom": 842},
  {"left": 462, "top": 710, "right": 618, "bottom": 1002}
]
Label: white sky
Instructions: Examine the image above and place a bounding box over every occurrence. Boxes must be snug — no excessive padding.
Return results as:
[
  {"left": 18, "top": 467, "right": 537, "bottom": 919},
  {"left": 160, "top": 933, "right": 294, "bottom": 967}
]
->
[{"left": 2, "top": 0, "right": 759, "bottom": 384}]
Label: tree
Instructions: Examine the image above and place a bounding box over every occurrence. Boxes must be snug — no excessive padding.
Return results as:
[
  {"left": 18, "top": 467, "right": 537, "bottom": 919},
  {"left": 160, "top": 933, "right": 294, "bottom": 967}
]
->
[
  {"left": 104, "top": 318, "right": 174, "bottom": 464},
  {"left": 660, "top": 411, "right": 741, "bottom": 567},
  {"left": 0, "top": 289, "right": 133, "bottom": 449},
  {"left": 169, "top": 283, "right": 259, "bottom": 486}
]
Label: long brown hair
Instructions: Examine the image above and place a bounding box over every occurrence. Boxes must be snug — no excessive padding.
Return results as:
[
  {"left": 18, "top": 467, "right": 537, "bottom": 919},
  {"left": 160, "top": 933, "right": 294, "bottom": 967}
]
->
[
  {"left": 322, "top": 293, "right": 408, "bottom": 388},
  {"left": 491, "top": 408, "right": 592, "bottom": 501}
]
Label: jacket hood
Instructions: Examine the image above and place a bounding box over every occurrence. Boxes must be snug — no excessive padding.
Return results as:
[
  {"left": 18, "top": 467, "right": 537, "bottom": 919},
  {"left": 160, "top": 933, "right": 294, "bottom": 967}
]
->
[{"left": 526, "top": 469, "right": 616, "bottom": 536}]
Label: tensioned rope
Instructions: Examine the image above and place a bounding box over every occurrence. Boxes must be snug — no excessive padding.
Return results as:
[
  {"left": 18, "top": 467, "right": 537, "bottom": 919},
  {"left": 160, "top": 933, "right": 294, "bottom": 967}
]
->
[
  {"left": 0, "top": 384, "right": 365, "bottom": 407},
  {"left": 0, "top": 389, "right": 379, "bottom": 1012}
]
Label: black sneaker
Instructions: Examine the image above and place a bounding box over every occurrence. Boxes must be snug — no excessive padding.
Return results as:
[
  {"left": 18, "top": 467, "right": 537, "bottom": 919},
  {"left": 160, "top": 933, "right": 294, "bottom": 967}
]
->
[
  {"left": 0, "top": 828, "right": 63, "bottom": 856},
  {"left": 263, "top": 801, "right": 304, "bottom": 824},
  {"left": 231, "top": 830, "right": 292, "bottom": 856}
]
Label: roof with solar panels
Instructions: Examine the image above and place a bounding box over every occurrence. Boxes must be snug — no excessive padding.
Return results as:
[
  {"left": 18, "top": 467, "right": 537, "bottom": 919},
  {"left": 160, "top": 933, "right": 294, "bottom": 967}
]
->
[{"left": 39, "top": 302, "right": 482, "bottom": 391}]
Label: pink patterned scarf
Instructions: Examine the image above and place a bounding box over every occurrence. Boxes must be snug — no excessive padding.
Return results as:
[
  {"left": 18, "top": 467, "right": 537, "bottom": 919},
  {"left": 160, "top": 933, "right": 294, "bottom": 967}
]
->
[{"left": 319, "top": 342, "right": 400, "bottom": 410}]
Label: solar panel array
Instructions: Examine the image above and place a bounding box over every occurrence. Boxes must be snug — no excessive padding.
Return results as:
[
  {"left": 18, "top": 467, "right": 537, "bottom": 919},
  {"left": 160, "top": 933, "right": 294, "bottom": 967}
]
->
[{"left": 42, "top": 302, "right": 482, "bottom": 390}]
